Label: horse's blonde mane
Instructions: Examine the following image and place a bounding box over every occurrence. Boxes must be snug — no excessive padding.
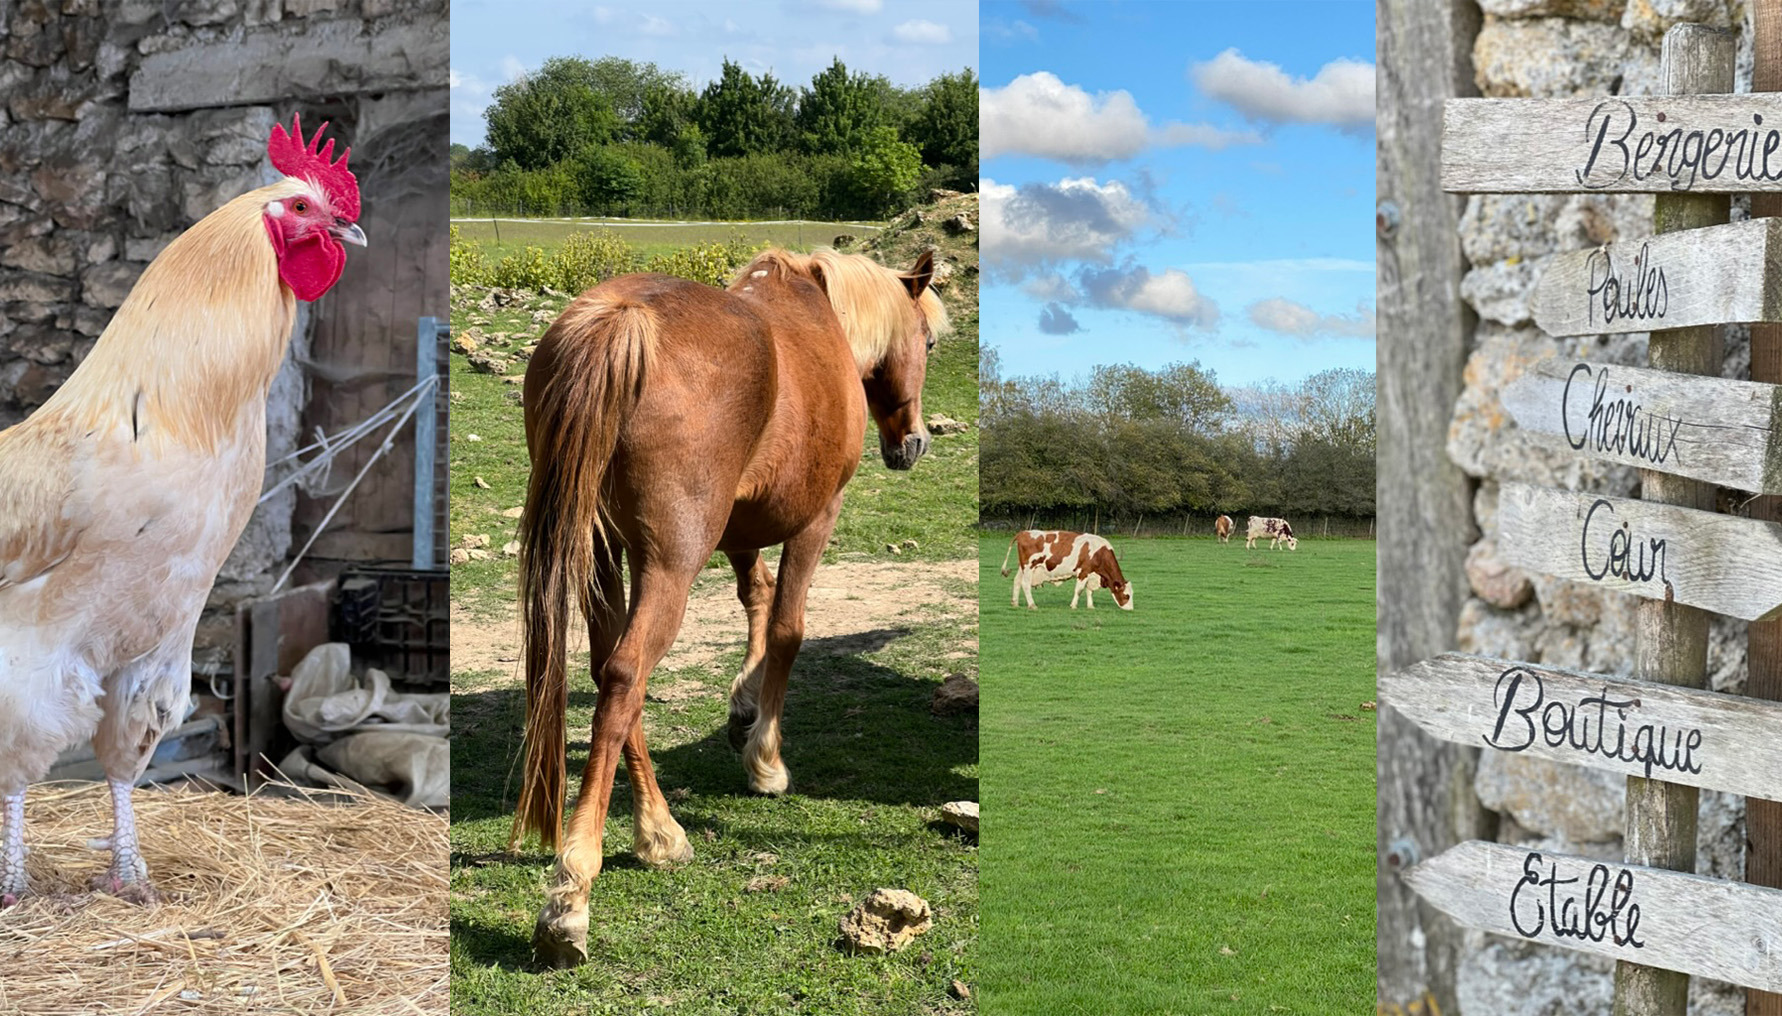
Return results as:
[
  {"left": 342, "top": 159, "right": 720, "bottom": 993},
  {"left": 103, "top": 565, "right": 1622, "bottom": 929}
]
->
[{"left": 733, "top": 247, "right": 950, "bottom": 372}]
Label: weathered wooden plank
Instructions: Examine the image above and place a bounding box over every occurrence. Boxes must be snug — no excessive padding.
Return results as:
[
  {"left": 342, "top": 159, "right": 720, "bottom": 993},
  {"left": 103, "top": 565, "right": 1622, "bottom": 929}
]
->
[
  {"left": 1530, "top": 217, "right": 1782, "bottom": 336},
  {"left": 1378, "top": 1, "right": 1489, "bottom": 1010},
  {"left": 1501, "top": 358, "right": 1782, "bottom": 494},
  {"left": 1382, "top": 653, "right": 1782, "bottom": 802},
  {"left": 1442, "top": 94, "right": 1782, "bottom": 193},
  {"left": 1402, "top": 840, "right": 1782, "bottom": 993},
  {"left": 1496, "top": 483, "right": 1782, "bottom": 621}
]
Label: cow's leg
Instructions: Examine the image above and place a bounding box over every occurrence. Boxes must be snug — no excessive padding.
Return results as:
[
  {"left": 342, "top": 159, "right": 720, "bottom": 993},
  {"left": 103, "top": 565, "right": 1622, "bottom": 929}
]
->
[
  {"left": 534, "top": 559, "right": 694, "bottom": 968},
  {"left": 1069, "top": 578, "right": 1082, "bottom": 609},
  {"left": 584, "top": 546, "right": 688, "bottom": 870},
  {"left": 1022, "top": 568, "right": 1038, "bottom": 609},
  {"left": 1086, "top": 584, "right": 1096, "bottom": 609},
  {"left": 738, "top": 493, "right": 841, "bottom": 795},
  {"left": 726, "top": 549, "right": 776, "bottom": 751},
  {"left": 1011, "top": 564, "right": 1022, "bottom": 607}
]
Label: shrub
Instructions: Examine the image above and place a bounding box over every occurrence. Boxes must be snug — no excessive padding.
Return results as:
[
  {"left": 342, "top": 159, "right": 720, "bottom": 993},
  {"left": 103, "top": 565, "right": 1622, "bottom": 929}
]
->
[
  {"left": 550, "top": 229, "right": 636, "bottom": 293},
  {"left": 448, "top": 225, "right": 490, "bottom": 286},
  {"left": 644, "top": 233, "right": 760, "bottom": 288},
  {"left": 490, "top": 246, "right": 553, "bottom": 290}
]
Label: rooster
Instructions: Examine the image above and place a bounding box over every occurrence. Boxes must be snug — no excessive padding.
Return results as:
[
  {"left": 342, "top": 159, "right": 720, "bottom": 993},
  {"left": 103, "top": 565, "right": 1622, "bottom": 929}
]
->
[{"left": 0, "top": 114, "right": 365, "bottom": 905}]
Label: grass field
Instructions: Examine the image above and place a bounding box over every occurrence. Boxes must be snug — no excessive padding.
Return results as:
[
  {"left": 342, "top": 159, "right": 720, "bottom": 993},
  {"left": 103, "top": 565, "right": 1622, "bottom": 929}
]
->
[
  {"left": 448, "top": 205, "right": 981, "bottom": 1013},
  {"left": 977, "top": 535, "right": 1376, "bottom": 1014},
  {"left": 451, "top": 217, "right": 885, "bottom": 263}
]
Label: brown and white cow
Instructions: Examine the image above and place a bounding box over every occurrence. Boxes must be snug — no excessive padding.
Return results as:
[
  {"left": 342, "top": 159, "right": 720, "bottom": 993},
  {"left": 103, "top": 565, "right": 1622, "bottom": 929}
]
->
[
  {"left": 1245, "top": 516, "right": 1297, "bottom": 550},
  {"left": 1000, "top": 529, "right": 1134, "bottom": 610},
  {"left": 1215, "top": 515, "right": 1234, "bottom": 543}
]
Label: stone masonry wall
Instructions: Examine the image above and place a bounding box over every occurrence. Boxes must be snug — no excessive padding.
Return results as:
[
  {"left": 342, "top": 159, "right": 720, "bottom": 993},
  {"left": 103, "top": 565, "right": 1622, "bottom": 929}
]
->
[{"left": 1447, "top": 2, "right": 1752, "bottom": 1012}]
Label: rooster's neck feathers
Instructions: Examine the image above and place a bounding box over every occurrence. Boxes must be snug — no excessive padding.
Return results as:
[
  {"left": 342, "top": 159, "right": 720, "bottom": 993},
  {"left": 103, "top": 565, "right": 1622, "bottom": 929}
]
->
[{"left": 39, "top": 180, "right": 310, "bottom": 453}]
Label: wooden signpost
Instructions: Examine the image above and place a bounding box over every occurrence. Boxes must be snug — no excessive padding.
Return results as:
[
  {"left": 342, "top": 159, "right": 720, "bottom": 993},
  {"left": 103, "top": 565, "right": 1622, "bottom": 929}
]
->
[
  {"left": 1501, "top": 359, "right": 1782, "bottom": 495},
  {"left": 1402, "top": 841, "right": 1782, "bottom": 994},
  {"left": 1395, "top": 23, "right": 1782, "bottom": 1016},
  {"left": 1443, "top": 94, "right": 1782, "bottom": 193},
  {"left": 1530, "top": 217, "right": 1782, "bottom": 336},
  {"left": 1495, "top": 483, "right": 1782, "bottom": 622},
  {"left": 1381, "top": 653, "right": 1782, "bottom": 803}
]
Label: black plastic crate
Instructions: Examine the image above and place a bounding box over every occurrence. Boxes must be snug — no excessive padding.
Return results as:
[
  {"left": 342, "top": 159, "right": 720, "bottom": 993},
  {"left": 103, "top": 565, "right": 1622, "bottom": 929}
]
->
[{"left": 334, "top": 567, "right": 449, "bottom": 686}]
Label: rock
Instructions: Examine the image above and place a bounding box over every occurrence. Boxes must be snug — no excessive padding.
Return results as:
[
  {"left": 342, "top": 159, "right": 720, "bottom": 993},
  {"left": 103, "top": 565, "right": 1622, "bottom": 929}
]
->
[
  {"left": 949, "top": 980, "right": 970, "bottom": 1001},
  {"left": 1464, "top": 539, "right": 1532, "bottom": 609},
  {"left": 832, "top": 233, "right": 856, "bottom": 247},
  {"left": 501, "top": 505, "right": 524, "bottom": 518},
  {"left": 449, "top": 548, "right": 469, "bottom": 565},
  {"left": 466, "top": 352, "right": 508, "bottom": 374},
  {"left": 837, "top": 889, "right": 932, "bottom": 955},
  {"left": 1475, "top": 751, "right": 1623, "bottom": 845},
  {"left": 465, "top": 433, "right": 481, "bottom": 442},
  {"left": 929, "top": 188, "right": 963, "bottom": 202},
  {"left": 450, "top": 333, "right": 477, "bottom": 354},
  {"left": 931, "top": 674, "right": 978, "bottom": 716},
  {"left": 1476, "top": 0, "right": 1621, "bottom": 18},
  {"left": 900, "top": 539, "right": 919, "bottom": 550},
  {"left": 925, "top": 414, "right": 969, "bottom": 435},
  {"left": 885, "top": 543, "right": 901, "bottom": 555},
  {"left": 942, "top": 213, "right": 975, "bottom": 234},
  {"left": 1473, "top": 18, "right": 1633, "bottom": 99},
  {"left": 473, "top": 476, "right": 490, "bottom": 489},
  {"left": 457, "top": 533, "right": 490, "bottom": 550},
  {"left": 939, "top": 800, "right": 978, "bottom": 833},
  {"left": 467, "top": 548, "right": 492, "bottom": 561},
  {"left": 1459, "top": 257, "right": 1542, "bottom": 326},
  {"left": 501, "top": 540, "right": 520, "bottom": 557}
]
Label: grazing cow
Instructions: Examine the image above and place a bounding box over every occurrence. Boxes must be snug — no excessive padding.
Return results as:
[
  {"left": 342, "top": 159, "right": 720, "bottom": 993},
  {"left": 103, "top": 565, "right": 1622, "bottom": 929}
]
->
[
  {"left": 1245, "top": 516, "right": 1297, "bottom": 550},
  {"left": 1001, "top": 529, "right": 1134, "bottom": 610},
  {"left": 1215, "top": 515, "right": 1234, "bottom": 543}
]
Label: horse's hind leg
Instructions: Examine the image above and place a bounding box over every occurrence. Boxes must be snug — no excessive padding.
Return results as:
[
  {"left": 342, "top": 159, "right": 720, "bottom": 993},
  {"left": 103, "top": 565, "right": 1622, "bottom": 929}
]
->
[
  {"left": 535, "top": 561, "right": 696, "bottom": 968},
  {"left": 739, "top": 493, "right": 842, "bottom": 795},
  {"left": 725, "top": 549, "right": 776, "bottom": 752},
  {"left": 583, "top": 548, "right": 690, "bottom": 870}
]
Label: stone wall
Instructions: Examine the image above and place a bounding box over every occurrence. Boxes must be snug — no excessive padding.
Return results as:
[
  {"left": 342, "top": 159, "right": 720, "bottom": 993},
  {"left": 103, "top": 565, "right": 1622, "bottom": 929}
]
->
[
  {"left": 1445, "top": 2, "right": 1751, "bottom": 1013},
  {"left": 0, "top": 0, "right": 444, "bottom": 601}
]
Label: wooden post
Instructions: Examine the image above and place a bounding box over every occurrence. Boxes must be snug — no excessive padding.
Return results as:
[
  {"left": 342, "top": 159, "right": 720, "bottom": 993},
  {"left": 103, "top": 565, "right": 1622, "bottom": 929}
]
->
[
  {"left": 1376, "top": 1, "right": 1488, "bottom": 1012},
  {"left": 1750, "top": 5, "right": 1782, "bottom": 1014},
  {"left": 1615, "top": 24, "right": 1733, "bottom": 1016}
]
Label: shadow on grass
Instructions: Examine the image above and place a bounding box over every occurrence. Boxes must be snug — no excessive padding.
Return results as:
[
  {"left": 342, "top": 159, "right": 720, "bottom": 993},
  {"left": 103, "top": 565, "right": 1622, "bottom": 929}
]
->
[{"left": 450, "top": 626, "right": 978, "bottom": 825}]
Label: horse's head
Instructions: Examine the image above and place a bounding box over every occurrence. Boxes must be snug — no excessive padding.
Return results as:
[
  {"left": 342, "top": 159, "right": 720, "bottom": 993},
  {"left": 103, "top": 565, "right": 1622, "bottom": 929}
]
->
[{"left": 861, "top": 250, "right": 945, "bottom": 470}]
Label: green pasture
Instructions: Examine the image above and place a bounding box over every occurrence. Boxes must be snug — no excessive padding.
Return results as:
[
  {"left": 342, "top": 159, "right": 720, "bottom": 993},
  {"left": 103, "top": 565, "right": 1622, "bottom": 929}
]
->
[
  {"left": 450, "top": 217, "right": 885, "bottom": 263},
  {"left": 448, "top": 241, "right": 980, "bottom": 1013},
  {"left": 977, "top": 535, "right": 1376, "bottom": 1014}
]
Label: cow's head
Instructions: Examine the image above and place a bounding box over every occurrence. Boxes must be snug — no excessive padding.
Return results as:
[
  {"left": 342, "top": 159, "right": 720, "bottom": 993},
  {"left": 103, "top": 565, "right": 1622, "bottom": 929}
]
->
[
  {"left": 1091, "top": 547, "right": 1134, "bottom": 610},
  {"left": 1110, "top": 577, "right": 1133, "bottom": 610},
  {"left": 1285, "top": 535, "right": 1298, "bottom": 551}
]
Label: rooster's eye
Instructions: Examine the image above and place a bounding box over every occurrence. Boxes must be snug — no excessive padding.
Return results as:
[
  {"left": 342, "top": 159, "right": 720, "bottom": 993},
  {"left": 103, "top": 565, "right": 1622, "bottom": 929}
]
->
[{"left": 293, "top": 199, "right": 308, "bottom": 214}]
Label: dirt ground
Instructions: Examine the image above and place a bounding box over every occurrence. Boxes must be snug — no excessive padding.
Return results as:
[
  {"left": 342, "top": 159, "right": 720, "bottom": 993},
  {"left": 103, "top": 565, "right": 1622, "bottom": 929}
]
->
[{"left": 452, "top": 558, "right": 977, "bottom": 688}]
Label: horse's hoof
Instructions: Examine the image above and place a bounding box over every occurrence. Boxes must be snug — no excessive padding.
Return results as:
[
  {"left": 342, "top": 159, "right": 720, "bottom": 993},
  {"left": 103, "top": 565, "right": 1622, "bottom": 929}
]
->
[
  {"left": 748, "top": 762, "right": 791, "bottom": 797},
  {"left": 532, "top": 911, "right": 589, "bottom": 968},
  {"left": 726, "top": 711, "right": 754, "bottom": 753},
  {"left": 634, "top": 824, "right": 694, "bottom": 868}
]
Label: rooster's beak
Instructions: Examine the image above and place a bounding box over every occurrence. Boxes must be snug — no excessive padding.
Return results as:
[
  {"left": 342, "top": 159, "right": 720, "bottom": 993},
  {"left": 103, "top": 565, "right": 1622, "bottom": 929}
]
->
[{"left": 330, "top": 221, "right": 368, "bottom": 247}]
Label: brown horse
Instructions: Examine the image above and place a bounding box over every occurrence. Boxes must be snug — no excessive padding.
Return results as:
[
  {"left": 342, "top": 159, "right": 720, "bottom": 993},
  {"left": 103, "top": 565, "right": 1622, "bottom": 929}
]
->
[{"left": 511, "top": 246, "right": 947, "bottom": 966}]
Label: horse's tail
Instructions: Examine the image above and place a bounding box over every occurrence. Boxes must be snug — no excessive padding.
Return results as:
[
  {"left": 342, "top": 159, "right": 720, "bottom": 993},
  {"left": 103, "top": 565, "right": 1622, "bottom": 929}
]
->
[
  {"left": 1001, "top": 535, "right": 1018, "bottom": 577},
  {"left": 510, "top": 298, "right": 657, "bottom": 855}
]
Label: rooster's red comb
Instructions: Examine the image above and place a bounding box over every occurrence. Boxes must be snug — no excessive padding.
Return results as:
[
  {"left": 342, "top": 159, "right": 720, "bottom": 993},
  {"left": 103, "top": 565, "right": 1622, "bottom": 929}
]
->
[{"left": 267, "top": 112, "right": 360, "bottom": 222}]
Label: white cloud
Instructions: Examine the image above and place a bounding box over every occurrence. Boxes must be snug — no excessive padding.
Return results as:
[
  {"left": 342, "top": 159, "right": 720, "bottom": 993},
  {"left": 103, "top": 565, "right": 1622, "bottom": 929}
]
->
[
  {"left": 986, "top": 18, "right": 1040, "bottom": 44},
  {"left": 1246, "top": 297, "right": 1376, "bottom": 338},
  {"left": 815, "top": 0, "right": 882, "bottom": 11},
  {"left": 1192, "top": 49, "right": 1375, "bottom": 132},
  {"left": 982, "top": 176, "right": 1152, "bottom": 273},
  {"left": 1037, "top": 303, "right": 1081, "bottom": 334},
  {"left": 639, "top": 14, "right": 676, "bottom": 36},
  {"left": 1078, "top": 265, "right": 1220, "bottom": 329},
  {"left": 500, "top": 55, "right": 528, "bottom": 82},
  {"left": 981, "top": 72, "right": 1258, "bottom": 164},
  {"left": 891, "top": 19, "right": 951, "bottom": 44}
]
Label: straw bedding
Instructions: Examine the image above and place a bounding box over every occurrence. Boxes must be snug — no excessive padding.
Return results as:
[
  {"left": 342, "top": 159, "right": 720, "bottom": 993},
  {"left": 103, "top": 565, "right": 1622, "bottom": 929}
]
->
[{"left": 0, "top": 782, "right": 447, "bottom": 1015}]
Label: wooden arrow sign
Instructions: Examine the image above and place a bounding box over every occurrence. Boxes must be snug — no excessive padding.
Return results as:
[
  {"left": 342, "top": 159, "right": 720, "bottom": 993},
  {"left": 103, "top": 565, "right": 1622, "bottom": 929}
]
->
[
  {"left": 1381, "top": 653, "right": 1782, "bottom": 802},
  {"left": 1443, "top": 94, "right": 1782, "bottom": 192},
  {"left": 1501, "top": 359, "right": 1782, "bottom": 494},
  {"left": 1402, "top": 841, "right": 1782, "bottom": 992},
  {"left": 1496, "top": 483, "right": 1782, "bottom": 621},
  {"left": 1531, "top": 218, "right": 1782, "bottom": 336}
]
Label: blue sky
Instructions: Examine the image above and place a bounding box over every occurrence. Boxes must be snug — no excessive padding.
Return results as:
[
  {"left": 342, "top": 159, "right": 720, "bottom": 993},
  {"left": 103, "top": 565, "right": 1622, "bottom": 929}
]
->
[
  {"left": 449, "top": 0, "right": 980, "bottom": 148},
  {"left": 981, "top": 0, "right": 1374, "bottom": 388}
]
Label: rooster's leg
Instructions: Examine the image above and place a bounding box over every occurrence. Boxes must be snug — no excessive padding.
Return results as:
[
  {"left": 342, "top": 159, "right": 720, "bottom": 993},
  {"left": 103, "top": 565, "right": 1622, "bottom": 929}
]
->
[
  {"left": 0, "top": 789, "right": 25, "bottom": 905},
  {"left": 102, "top": 778, "right": 150, "bottom": 890}
]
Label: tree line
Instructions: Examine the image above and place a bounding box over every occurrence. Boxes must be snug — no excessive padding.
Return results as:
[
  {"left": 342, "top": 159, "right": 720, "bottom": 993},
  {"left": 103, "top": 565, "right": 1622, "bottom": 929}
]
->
[
  {"left": 981, "top": 353, "right": 1376, "bottom": 535},
  {"left": 451, "top": 56, "right": 978, "bottom": 221}
]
